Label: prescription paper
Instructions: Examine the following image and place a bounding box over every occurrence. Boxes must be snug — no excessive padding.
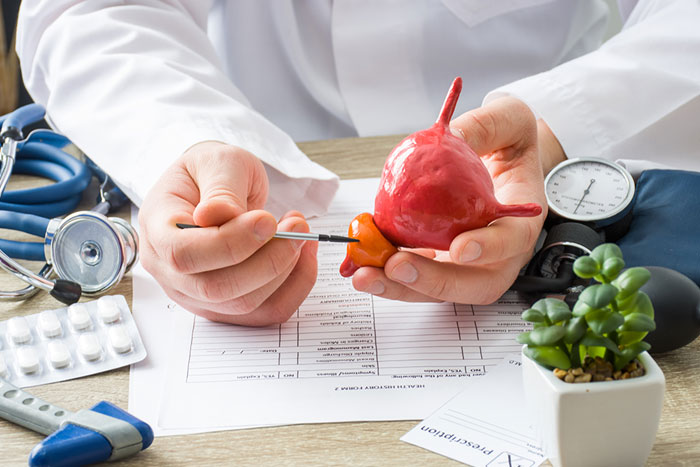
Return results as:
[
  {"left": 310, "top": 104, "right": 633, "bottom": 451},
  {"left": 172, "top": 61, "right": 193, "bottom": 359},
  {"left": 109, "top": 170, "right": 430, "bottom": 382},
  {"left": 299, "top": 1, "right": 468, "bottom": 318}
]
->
[
  {"left": 402, "top": 355, "right": 546, "bottom": 467},
  {"left": 127, "top": 178, "right": 533, "bottom": 433}
]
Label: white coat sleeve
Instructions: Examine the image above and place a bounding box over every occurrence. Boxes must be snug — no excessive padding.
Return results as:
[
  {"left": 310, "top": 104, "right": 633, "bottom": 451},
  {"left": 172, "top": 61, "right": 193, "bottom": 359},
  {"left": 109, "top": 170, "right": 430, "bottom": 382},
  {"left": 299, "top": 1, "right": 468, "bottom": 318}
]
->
[
  {"left": 15, "top": 0, "right": 339, "bottom": 217},
  {"left": 484, "top": 0, "right": 700, "bottom": 177}
]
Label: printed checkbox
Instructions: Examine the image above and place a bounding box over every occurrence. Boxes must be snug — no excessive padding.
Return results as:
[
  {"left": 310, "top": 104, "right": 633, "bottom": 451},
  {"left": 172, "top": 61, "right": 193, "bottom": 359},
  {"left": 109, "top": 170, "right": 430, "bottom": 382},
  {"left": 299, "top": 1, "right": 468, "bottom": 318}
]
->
[{"left": 487, "top": 451, "right": 535, "bottom": 467}]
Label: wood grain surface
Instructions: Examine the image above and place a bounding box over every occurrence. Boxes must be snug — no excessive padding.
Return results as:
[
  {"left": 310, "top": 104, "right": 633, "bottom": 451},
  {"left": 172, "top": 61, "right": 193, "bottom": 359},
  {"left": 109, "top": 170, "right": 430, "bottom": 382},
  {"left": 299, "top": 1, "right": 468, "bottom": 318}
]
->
[{"left": 0, "top": 135, "right": 698, "bottom": 466}]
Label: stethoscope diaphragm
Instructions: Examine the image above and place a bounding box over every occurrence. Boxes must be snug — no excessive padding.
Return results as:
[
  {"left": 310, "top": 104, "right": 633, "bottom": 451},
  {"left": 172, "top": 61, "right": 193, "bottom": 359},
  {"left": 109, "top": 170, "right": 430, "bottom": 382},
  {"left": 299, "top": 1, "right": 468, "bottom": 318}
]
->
[{"left": 44, "top": 212, "right": 136, "bottom": 296}]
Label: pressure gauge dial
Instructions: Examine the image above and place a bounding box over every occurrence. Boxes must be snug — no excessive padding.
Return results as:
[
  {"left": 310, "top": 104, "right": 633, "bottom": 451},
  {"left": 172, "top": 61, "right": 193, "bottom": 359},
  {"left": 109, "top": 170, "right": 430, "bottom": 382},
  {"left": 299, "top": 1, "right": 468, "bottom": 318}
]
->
[{"left": 545, "top": 158, "right": 635, "bottom": 224}]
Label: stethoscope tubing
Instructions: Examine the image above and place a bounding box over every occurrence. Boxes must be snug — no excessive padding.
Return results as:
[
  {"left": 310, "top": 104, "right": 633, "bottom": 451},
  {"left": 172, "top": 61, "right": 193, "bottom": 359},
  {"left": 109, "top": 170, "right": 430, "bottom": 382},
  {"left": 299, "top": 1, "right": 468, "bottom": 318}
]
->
[
  {"left": 0, "top": 129, "right": 93, "bottom": 261},
  {"left": 0, "top": 104, "right": 139, "bottom": 304},
  {"left": 0, "top": 103, "right": 45, "bottom": 133},
  {"left": 1, "top": 134, "right": 92, "bottom": 217},
  {"left": 0, "top": 105, "right": 87, "bottom": 303},
  {"left": 0, "top": 210, "right": 49, "bottom": 261}
]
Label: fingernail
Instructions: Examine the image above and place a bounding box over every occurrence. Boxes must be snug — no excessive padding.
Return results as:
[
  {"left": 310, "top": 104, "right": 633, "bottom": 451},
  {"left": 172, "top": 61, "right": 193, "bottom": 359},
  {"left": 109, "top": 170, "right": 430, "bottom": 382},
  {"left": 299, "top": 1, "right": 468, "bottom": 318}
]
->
[
  {"left": 254, "top": 217, "right": 276, "bottom": 241},
  {"left": 366, "top": 281, "right": 386, "bottom": 295},
  {"left": 389, "top": 262, "right": 418, "bottom": 284},
  {"left": 459, "top": 241, "right": 482, "bottom": 263},
  {"left": 450, "top": 126, "right": 465, "bottom": 140}
]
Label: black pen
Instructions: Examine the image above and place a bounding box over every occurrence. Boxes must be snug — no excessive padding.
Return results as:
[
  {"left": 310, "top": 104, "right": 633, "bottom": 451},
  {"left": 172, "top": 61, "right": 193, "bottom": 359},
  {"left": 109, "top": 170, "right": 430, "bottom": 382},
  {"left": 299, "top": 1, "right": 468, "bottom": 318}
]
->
[{"left": 176, "top": 223, "right": 358, "bottom": 243}]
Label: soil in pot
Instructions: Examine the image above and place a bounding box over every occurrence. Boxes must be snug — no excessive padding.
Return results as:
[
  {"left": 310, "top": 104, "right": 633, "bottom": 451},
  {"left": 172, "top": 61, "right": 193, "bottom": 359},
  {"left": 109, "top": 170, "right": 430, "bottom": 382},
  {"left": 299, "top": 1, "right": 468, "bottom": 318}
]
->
[{"left": 553, "top": 356, "right": 646, "bottom": 383}]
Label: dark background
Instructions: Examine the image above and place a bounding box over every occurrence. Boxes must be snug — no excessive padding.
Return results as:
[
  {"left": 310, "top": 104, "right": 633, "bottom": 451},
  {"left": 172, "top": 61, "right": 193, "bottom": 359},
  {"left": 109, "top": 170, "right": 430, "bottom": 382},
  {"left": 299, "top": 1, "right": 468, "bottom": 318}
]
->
[{"left": 2, "top": 0, "right": 33, "bottom": 109}]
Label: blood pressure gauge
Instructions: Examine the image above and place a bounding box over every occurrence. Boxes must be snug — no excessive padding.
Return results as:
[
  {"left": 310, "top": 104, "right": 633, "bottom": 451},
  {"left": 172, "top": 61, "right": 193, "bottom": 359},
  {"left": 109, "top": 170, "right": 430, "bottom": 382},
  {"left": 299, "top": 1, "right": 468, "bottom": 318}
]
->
[{"left": 544, "top": 157, "right": 635, "bottom": 226}]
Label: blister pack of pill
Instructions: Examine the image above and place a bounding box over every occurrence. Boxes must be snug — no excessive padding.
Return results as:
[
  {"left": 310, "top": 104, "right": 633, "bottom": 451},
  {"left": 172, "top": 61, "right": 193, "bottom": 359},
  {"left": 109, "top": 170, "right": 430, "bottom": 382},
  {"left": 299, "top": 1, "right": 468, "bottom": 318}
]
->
[{"left": 0, "top": 295, "right": 146, "bottom": 388}]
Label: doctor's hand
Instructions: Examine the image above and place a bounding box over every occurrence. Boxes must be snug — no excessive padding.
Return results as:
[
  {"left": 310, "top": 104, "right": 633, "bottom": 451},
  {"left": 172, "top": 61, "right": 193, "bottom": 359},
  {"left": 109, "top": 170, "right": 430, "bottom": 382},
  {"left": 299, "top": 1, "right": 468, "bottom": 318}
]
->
[
  {"left": 138, "top": 142, "right": 318, "bottom": 326},
  {"left": 352, "top": 97, "right": 564, "bottom": 304}
]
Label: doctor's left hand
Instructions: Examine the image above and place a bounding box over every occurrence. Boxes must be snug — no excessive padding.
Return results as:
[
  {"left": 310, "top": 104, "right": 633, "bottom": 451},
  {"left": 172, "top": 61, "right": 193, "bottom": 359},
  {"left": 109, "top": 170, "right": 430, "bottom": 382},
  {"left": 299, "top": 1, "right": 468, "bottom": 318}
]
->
[
  {"left": 138, "top": 141, "right": 318, "bottom": 326},
  {"left": 351, "top": 97, "right": 555, "bottom": 305}
]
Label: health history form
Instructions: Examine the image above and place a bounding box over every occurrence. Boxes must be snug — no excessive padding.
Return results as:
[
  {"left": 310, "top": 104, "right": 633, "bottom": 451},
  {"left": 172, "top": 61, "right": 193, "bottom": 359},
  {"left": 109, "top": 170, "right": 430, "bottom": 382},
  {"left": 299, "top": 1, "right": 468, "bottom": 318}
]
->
[
  {"left": 186, "top": 294, "right": 528, "bottom": 383},
  {"left": 157, "top": 178, "right": 533, "bottom": 430}
]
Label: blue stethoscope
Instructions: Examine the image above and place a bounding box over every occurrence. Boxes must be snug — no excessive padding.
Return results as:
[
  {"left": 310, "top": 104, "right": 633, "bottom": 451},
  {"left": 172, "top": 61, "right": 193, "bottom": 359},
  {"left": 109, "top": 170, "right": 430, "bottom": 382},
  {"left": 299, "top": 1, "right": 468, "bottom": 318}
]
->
[{"left": 0, "top": 104, "right": 138, "bottom": 304}]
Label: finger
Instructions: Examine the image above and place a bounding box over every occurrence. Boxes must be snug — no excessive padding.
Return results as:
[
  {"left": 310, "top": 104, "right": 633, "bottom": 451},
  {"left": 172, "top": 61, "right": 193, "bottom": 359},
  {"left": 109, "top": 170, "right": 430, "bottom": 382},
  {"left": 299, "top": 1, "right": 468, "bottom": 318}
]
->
[
  {"left": 149, "top": 209, "right": 279, "bottom": 274},
  {"left": 138, "top": 164, "right": 201, "bottom": 240},
  {"left": 157, "top": 217, "right": 309, "bottom": 301},
  {"left": 279, "top": 210, "right": 305, "bottom": 221},
  {"left": 449, "top": 216, "right": 542, "bottom": 266},
  {"left": 352, "top": 266, "right": 442, "bottom": 302},
  {"left": 450, "top": 97, "right": 536, "bottom": 156},
  {"left": 381, "top": 251, "right": 520, "bottom": 304},
  {"left": 180, "top": 240, "right": 319, "bottom": 326},
  {"left": 159, "top": 251, "right": 296, "bottom": 319},
  {"left": 186, "top": 144, "right": 269, "bottom": 226},
  {"left": 228, "top": 240, "right": 319, "bottom": 326},
  {"left": 138, "top": 227, "right": 169, "bottom": 286},
  {"left": 398, "top": 248, "right": 436, "bottom": 260},
  {"left": 155, "top": 231, "right": 303, "bottom": 317}
]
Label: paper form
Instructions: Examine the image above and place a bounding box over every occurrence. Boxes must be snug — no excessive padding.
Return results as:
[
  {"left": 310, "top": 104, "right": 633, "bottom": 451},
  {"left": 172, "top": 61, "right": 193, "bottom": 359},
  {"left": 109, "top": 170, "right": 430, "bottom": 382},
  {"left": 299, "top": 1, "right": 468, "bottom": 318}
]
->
[
  {"left": 128, "top": 209, "right": 215, "bottom": 436},
  {"left": 182, "top": 297, "right": 527, "bottom": 383},
  {"left": 154, "top": 178, "right": 533, "bottom": 431},
  {"left": 401, "top": 355, "right": 546, "bottom": 467}
]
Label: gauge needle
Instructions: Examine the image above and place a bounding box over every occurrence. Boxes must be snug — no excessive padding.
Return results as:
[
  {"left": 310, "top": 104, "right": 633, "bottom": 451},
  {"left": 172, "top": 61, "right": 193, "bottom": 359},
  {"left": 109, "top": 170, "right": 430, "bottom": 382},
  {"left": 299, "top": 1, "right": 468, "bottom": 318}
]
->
[{"left": 573, "top": 178, "right": 596, "bottom": 214}]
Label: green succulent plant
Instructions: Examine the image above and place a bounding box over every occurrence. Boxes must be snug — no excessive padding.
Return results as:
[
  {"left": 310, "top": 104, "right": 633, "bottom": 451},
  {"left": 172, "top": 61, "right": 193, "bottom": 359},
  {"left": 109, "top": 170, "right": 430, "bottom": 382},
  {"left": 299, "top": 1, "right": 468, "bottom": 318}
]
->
[{"left": 518, "top": 243, "right": 656, "bottom": 371}]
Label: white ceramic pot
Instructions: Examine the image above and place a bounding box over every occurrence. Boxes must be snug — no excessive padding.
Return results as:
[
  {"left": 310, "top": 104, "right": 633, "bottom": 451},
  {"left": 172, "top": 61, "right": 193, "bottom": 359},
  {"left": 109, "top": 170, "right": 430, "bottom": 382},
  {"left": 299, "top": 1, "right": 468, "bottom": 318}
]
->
[{"left": 521, "top": 348, "right": 665, "bottom": 467}]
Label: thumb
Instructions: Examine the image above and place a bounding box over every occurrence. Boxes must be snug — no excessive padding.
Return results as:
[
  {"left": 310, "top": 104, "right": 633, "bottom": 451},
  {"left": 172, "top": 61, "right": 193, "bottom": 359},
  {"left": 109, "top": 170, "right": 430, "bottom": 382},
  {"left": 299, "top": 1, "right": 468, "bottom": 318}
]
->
[
  {"left": 450, "top": 97, "right": 536, "bottom": 156},
  {"left": 186, "top": 143, "right": 270, "bottom": 227}
]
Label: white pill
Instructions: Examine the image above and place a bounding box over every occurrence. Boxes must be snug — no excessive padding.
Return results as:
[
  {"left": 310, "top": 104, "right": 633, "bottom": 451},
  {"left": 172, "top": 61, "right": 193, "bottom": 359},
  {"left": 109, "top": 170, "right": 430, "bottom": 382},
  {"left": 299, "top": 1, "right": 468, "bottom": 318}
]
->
[
  {"left": 97, "top": 298, "right": 121, "bottom": 323},
  {"left": 8, "top": 317, "right": 32, "bottom": 344},
  {"left": 38, "top": 310, "right": 63, "bottom": 338},
  {"left": 108, "top": 325, "right": 132, "bottom": 354},
  {"left": 78, "top": 334, "right": 102, "bottom": 361},
  {"left": 68, "top": 304, "right": 92, "bottom": 330},
  {"left": 0, "top": 355, "right": 8, "bottom": 378},
  {"left": 47, "top": 341, "right": 72, "bottom": 369},
  {"left": 16, "top": 347, "right": 40, "bottom": 374}
]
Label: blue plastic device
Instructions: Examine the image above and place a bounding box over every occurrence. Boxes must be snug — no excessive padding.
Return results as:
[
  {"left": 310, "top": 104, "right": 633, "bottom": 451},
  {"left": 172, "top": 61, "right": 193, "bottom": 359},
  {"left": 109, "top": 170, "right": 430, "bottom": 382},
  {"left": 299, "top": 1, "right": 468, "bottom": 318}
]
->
[{"left": 0, "top": 378, "right": 153, "bottom": 466}]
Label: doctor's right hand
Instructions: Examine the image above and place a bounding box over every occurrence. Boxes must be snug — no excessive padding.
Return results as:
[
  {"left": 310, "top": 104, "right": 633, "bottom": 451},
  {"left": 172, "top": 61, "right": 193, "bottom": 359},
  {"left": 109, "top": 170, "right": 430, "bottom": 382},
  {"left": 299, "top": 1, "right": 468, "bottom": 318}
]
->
[{"left": 138, "top": 141, "right": 319, "bottom": 326}]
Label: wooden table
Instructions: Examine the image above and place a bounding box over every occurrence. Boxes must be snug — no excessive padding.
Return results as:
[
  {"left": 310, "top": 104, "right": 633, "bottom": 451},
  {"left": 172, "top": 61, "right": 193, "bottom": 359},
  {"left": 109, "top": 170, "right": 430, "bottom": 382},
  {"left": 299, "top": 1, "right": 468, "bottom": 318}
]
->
[{"left": 1, "top": 135, "right": 699, "bottom": 466}]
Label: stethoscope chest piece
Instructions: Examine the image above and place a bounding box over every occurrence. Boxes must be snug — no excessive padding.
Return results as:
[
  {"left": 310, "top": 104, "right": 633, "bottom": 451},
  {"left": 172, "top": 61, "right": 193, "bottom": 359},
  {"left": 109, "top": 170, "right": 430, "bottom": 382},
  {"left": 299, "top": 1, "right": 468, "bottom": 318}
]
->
[
  {"left": 44, "top": 212, "right": 138, "bottom": 295},
  {"left": 0, "top": 103, "right": 140, "bottom": 304}
]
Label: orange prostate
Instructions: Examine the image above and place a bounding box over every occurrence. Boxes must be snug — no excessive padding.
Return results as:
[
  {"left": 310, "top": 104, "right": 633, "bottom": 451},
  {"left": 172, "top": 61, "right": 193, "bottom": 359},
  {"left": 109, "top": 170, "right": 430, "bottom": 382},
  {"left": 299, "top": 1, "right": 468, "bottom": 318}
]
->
[{"left": 339, "top": 212, "right": 398, "bottom": 277}]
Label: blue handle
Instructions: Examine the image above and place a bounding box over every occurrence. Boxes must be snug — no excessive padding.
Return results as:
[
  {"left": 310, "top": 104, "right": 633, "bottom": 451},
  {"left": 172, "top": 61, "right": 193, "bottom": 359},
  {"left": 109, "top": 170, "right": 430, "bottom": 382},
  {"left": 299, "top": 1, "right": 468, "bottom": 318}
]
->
[
  {"left": 1, "top": 104, "right": 46, "bottom": 137},
  {"left": 28, "top": 401, "right": 153, "bottom": 467}
]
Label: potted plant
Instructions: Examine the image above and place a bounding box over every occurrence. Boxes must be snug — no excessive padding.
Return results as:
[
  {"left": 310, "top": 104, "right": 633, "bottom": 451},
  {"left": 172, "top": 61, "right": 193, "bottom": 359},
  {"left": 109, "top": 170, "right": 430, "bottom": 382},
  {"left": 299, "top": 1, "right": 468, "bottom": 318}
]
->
[{"left": 518, "top": 243, "right": 665, "bottom": 467}]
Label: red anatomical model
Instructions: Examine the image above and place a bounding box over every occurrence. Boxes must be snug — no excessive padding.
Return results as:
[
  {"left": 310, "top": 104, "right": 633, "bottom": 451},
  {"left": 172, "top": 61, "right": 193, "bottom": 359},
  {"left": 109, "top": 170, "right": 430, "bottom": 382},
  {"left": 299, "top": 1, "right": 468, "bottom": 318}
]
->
[
  {"left": 373, "top": 77, "right": 542, "bottom": 250},
  {"left": 339, "top": 213, "right": 398, "bottom": 278},
  {"left": 339, "top": 77, "right": 542, "bottom": 277}
]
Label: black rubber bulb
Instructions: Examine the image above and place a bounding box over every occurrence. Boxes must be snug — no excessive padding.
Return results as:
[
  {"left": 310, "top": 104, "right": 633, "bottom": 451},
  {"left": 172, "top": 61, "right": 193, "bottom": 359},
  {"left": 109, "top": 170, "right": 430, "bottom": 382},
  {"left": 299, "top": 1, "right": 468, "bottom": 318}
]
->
[{"left": 641, "top": 266, "right": 700, "bottom": 354}]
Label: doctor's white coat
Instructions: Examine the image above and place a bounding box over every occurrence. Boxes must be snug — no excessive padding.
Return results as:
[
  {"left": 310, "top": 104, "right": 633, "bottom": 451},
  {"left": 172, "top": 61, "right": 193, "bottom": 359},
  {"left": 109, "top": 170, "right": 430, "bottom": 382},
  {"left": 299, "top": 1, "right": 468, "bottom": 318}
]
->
[{"left": 15, "top": 0, "right": 700, "bottom": 218}]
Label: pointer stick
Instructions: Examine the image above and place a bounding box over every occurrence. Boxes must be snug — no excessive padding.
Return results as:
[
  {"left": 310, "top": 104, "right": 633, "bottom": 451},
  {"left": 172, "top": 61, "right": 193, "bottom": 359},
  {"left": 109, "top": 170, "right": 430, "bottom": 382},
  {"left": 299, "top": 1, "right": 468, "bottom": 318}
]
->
[{"left": 175, "top": 223, "right": 359, "bottom": 243}]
